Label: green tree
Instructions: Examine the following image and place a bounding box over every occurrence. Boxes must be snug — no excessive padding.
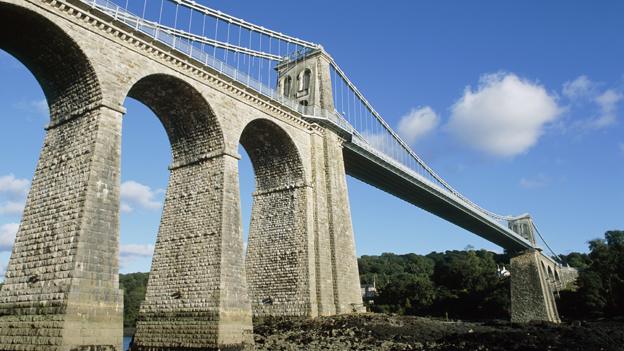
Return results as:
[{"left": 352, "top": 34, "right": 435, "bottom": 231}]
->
[
  {"left": 120, "top": 272, "right": 150, "bottom": 329},
  {"left": 559, "top": 230, "right": 624, "bottom": 319}
]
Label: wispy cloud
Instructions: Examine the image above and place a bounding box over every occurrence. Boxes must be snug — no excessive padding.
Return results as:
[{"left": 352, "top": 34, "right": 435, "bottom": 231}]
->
[
  {"left": 0, "top": 175, "right": 29, "bottom": 216},
  {"left": 447, "top": 72, "right": 562, "bottom": 157},
  {"left": 397, "top": 106, "right": 439, "bottom": 144},
  {"left": 519, "top": 174, "right": 550, "bottom": 189},
  {"left": 0, "top": 223, "right": 19, "bottom": 252},
  {"left": 590, "top": 89, "right": 622, "bottom": 128},
  {"left": 120, "top": 244, "right": 154, "bottom": 257},
  {"left": 360, "top": 132, "right": 388, "bottom": 152},
  {"left": 119, "top": 243, "right": 155, "bottom": 269},
  {"left": 562, "top": 75, "right": 596, "bottom": 100},
  {"left": 0, "top": 201, "right": 25, "bottom": 215},
  {"left": 0, "top": 175, "right": 29, "bottom": 197},
  {"left": 120, "top": 181, "right": 163, "bottom": 213},
  {"left": 562, "top": 76, "right": 622, "bottom": 130}
]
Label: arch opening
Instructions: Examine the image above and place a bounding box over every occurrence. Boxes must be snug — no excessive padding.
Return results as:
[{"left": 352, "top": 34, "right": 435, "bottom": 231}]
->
[
  {"left": 0, "top": 3, "right": 101, "bottom": 123},
  {"left": 0, "top": 4, "right": 122, "bottom": 348},
  {"left": 127, "top": 74, "right": 224, "bottom": 163},
  {"left": 120, "top": 73, "right": 225, "bottom": 342},
  {"left": 238, "top": 118, "right": 308, "bottom": 318},
  {"left": 0, "top": 1, "right": 103, "bottom": 294}
]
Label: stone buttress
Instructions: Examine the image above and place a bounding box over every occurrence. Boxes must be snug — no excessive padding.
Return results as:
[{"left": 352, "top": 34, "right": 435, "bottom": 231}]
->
[
  {"left": 0, "top": 104, "right": 125, "bottom": 350},
  {"left": 508, "top": 215, "right": 560, "bottom": 323}
]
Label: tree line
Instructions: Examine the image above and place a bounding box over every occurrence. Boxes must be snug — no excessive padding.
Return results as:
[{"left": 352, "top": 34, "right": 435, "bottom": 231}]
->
[
  {"left": 360, "top": 230, "right": 624, "bottom": 321},
  {"left": 1, "top": 230, "right": 618, "bottom": 329}
]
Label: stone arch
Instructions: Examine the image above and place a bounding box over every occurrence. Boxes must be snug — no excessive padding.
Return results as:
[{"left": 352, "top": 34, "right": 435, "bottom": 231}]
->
[
  {"left": 547, "top": 266, "right": 554, "bottom": 281},
  {"left": 0, "top": 0, "right": 103, "bottom": 294},
  {"left": 121, "top": 74, "right": 251, "bottom": 349},
  {"left": 124, "top": 73, "right": 225, "bottom": 163},
  {"left": 0, "top": 2, "right": 102, "bottom": 124},
  {"left": 239, "top": 118, "right": 305, "bottom": 192},
  {"left": 0, "top": 4, "right": 123, "bottom": 349},
  {"left": 554, "top": 270, "right": 561, "bottom": 282},
  {"left": 239, "top": 118, "right": 311, "bottom": 317}
]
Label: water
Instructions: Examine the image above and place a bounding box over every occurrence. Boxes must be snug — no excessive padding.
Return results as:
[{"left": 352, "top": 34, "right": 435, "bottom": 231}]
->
[{"left": 123, "top": 336, "right": 132, "bottom": 350}]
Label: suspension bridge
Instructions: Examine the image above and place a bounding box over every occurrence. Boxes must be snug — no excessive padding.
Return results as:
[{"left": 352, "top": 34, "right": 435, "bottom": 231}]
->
[
  {"left": 0, "top": 0, "right": 573, "bottom": 349},
  {"left": 86, "top": 0, "right": 558, "bottom": 254}
]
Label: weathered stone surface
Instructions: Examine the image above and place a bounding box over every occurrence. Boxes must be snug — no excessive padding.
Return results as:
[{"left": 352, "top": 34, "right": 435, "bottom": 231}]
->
[
  {"left": 0, "top": 0, "right": 373, "bottom": 349},
  {"left": 510, "top": 250, "right": 560, "bottom": 323}
]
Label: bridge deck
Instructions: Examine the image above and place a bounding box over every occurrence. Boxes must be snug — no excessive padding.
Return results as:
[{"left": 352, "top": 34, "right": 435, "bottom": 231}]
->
[{"left": 342, "top": 140, "right": 532, "bottom": 253}]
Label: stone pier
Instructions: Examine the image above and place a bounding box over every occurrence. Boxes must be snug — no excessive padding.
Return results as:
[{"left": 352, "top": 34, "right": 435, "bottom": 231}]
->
[{"left": 509, "top": 216, "right": 560, "bottom": 323}]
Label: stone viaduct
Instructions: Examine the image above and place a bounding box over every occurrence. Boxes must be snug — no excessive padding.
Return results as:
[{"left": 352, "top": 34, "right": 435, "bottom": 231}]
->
[{"left": 0, "top": 0, "right": 573, "bottom": 350}]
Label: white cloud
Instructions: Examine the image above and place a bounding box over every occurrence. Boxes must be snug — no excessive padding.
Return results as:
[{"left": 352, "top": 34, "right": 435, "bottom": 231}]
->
[
  {"left": 0, "top": 223, "right": 19, "bottom": 252},
  {"left": 562, "top": 75, "right": 595, "bottom": 100},
  {"left": 397, "top": 106, "right": 439, "bottom": 144},
  {"left": 120, "top": 181, "right": 163, "bottom": 213},
  {"left": 120, "top": 203, "right": 134, "bottom": 214},
  {"left": 360, "top": 132, "right": 388, "bottom": 152},
  {"left": 0, "top": 201, "right": 25, "bottom": 215},
  {"left": 561, "top": 76, "right": 622, "bottom": 130},
  {"left": 120, "top": 244, "right": 154, "bottom": 258},
  {"left": 519, "top": 174, "right": 549, "bottom": 189},
  {"left": 590, "top": 89, "right": 622, "bottom": 128},
  {"left": 119, "top": 243, "right": 155, "bottom": 269},
  {"left": 0, "top": 175, "right": 29, "bottom": 197},
  {"left": 447, "top": 73, "right": 562, "bottom": 157}
]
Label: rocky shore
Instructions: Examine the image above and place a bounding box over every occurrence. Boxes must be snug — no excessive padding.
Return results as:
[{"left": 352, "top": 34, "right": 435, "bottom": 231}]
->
[{"left": 252, "top": 313, "right": 624, "bottom": 351}]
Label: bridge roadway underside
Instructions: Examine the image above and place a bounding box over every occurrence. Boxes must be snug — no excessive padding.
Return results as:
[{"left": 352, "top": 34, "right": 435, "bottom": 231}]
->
[{"left": 342, "top": 143, "right": 531, "bottom": 253}]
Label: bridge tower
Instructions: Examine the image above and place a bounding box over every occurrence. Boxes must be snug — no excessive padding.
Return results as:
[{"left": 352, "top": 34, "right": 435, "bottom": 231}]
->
[
  {"left": 240, "top": 49, "right": 364, "bottom": 317},
  {"left": 508, "top": 215, "right": 560, "bottom": 323},
  {"left": 276, "top": 48, "right": 336, "bottom": 113}
]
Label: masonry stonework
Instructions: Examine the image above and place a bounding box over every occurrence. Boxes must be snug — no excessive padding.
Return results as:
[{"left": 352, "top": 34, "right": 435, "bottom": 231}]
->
[
  {"left": 0, "top": 0, "right": 365, "bottom": 349},
  {"left": 508, "top": 216, "right": 560, "bottom": 324},
  {"left": 510, "top": 250, "right": 561, "bottom": 323}
]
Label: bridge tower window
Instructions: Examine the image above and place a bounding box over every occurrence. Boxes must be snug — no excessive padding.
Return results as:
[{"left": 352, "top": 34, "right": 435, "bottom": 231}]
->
[
  {"left": 297, "top": 69, "right": 312, "bottom": 92},
  {"left": 283, "top": 76, "right": 292, "bottom": 97},
  {"left": 300, "top": 100, "right": 308, "bottom": 106}
]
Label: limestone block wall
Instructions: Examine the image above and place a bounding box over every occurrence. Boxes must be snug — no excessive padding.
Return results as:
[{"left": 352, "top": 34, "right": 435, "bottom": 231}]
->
[
  {"left": 246, "top": 187, "right": 312, "bottom": 317},
  {"left": 0, "top": 2, "right": 125, "bottom": 348},
  {"left": 132, "top": 155, "right": 252, "bottom": 349},
  {"left": 241, "top": 119, "right": 314, "bottom": 318},
  {"left": 309, "top": 131, "right": 337, "bottom": 316},
  {"left": 0, "top": 105, "right": 124, "bottom": 350},
  {"left": 322, "top": 133, "right": 364, "bottom": 313},
  {"left": 510, "top": 250, "right": 560, "bottom": 323},
  {"left": 0, "top": 0, "right": 366, "bottom": 349}
]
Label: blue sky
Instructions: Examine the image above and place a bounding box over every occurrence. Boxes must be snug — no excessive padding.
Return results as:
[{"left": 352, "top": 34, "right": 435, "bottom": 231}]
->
[{"left": 1, "top": 0, "right": 623, "bottom": 275}]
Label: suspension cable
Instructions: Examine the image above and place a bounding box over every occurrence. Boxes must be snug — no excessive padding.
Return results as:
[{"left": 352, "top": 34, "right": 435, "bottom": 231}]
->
[
  {"left": 171, "top": 0, "right": 318, "bottom": 48},
  {"left": 532, "top": 222, "right": 562, "bottom": 263}
]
